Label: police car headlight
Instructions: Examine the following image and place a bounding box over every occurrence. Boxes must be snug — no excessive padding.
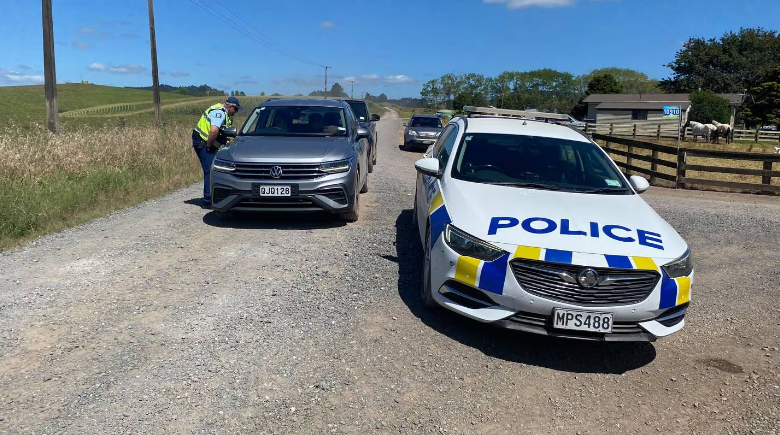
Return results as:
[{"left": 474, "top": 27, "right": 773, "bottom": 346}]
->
[
  {"left": 320, "top": 158, "right": 352, "bottom": 173},
  {"left": 213, "top": 158, "right": 235, "bottom": 172},
  {"left": 662, "top": 248, "right": 693, "bottom": 278},
  {"left": 408, "top": 130, "right": 418, "bottom": 136},
  {"left": 445, "top": 224, "right": 506, "bottom": 262}
]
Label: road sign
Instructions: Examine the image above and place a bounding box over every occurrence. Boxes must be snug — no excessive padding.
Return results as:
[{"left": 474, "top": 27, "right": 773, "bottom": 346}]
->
[{"left": 663, "top": 105, "right": 681, "bottom": 118}]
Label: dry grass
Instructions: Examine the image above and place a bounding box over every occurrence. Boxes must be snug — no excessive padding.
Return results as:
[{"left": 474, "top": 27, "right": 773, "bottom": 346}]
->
[
  {"left": 0, "top": 123, "right": 200, "bottom": 250},
  {"left": 595, "top": 136, "right": 779, "bottom": 194}
]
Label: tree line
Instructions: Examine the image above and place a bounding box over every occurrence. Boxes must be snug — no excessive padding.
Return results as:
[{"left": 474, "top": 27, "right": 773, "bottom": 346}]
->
[{"left": 420, "top": 27, "right": 780, "bottom": 128}]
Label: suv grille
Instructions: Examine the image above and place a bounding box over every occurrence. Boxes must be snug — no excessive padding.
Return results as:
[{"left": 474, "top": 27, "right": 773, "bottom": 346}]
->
[
  {"left": 232, "top": 163, "right": 323, "bottom": 180},
  {"left": 510, "top": 259, "right": 660, "bottom": 306}
]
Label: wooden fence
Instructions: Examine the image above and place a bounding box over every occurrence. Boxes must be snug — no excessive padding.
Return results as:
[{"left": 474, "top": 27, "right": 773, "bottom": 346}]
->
[
  {"left": 584, "top": 123, "right": 780, "bottom": 143},
  {"left": 591, "top": 133, "right": 780, "bottom": 194}
]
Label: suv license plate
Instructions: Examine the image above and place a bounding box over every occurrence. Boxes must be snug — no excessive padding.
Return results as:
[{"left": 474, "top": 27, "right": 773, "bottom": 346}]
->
[
  {"left": 253, "top": 185, "right": 292, "bottom": 197},
  {"left": 553, "top": 309, "right": 613, "bottom": 333}
]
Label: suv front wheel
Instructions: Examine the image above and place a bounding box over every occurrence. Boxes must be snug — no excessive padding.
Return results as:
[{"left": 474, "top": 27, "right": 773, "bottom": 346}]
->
[{"left": 339, "top": 173, "right": 360, "bottom": 222}]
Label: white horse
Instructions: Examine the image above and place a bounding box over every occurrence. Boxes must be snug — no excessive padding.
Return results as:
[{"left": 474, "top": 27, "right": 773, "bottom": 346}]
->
[
  {"left": 711, "top": 120, "right": 732, "bottom": 144},
  {"left": 686, "top": 121, "right": 711, "bottom": 142}
]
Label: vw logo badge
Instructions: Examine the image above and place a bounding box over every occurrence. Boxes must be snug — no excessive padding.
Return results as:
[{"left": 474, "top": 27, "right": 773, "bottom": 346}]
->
[
  {"left": 270, "top": 166, "right": 283, "bottom": 179},
  {"left": 577, "top": 268, "right": 600, "bottom": 288}
]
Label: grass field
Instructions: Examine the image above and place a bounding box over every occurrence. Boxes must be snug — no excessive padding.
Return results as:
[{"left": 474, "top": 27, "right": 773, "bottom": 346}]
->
[{"left": 0, "top": 83, "right": 196, "bottom": 123}]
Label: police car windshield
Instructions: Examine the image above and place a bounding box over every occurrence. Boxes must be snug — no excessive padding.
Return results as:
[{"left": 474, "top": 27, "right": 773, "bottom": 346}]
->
[
  {"left": 240, "top": 106, "right": 349, "bottom": 136},
  {"left": 451, "top": 133, "right": 631, "bottom": 194}
]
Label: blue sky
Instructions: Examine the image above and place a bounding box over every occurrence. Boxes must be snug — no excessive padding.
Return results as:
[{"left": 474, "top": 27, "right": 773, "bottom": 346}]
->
[{"left": 2, "top": 0, "right": 778, "bottom": 98}]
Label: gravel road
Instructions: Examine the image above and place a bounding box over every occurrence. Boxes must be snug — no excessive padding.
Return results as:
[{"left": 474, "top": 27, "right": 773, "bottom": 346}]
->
[{"left": 1, "top": 111, "right": 778, "bottom": 435}]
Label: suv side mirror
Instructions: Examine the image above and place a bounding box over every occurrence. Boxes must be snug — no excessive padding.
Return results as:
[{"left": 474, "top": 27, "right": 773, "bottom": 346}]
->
[
  {"left": 402, "top": 122, "right": 407, "bottom": 127},
  {"left": 371, "top": 114, "right": 380, "bottom": 122},
  {"left": 224, "top": 126, "right": 238, "bottom": 138},
  {"left": 357, "top": 127, "right": 371, "bottom": 139},
  {"left": 414, "top": 158, "right": 441, "bottom": 178},
  {"left": 629, "top": 175, "right": 650, "bottom": 194}
]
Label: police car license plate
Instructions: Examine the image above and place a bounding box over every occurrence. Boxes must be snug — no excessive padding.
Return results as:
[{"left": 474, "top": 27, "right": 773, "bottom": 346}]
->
[
  {"left": 553, "top": 309, "right": 613, "bottom": 333},
  {"left": 253, "top": 185, "right": 291, "bottom": 197}
]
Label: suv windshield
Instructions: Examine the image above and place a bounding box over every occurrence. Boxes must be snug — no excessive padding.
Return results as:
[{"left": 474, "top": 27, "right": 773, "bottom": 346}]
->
[
  {"left": 410, "top": 117, "right": 442, "bottom": 128},
  {"left": 451, "top": 133, "right": 631, "bottom": 194},
  {"left": 241, "top": 106, "right": 348, "bottom": 136},
  {"left": 346, "top": 101, "right": 369, "bottom": 122}
]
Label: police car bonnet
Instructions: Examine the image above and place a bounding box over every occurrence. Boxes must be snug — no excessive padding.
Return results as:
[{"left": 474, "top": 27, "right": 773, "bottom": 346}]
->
[{"left": 442, "top": 181, "right": 688, "bottom": 260}]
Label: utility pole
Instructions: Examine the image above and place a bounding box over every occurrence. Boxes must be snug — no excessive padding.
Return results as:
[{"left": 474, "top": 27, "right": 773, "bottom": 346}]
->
[
  {"left": 348, "top": 79, "right": 355, "bottom": 99},
  {"left": 323, "top": 65, "right": 331, "bottom": 98},
  {"left": 42, "top": 0, "right": 58, "bottom": 133},
  {"left": 147, "top": 0, "right": 162, "bottom": 125}
]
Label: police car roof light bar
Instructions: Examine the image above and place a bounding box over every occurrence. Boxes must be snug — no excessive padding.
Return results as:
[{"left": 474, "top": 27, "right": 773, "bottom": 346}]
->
[{"left": 462, "top": 106, "right": 571, "bottom": 122}]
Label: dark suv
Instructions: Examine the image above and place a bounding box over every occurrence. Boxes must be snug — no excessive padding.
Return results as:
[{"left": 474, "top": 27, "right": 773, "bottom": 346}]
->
[
  {"left": 211, "top": 99, "right": 371, "bottom": 221},
  {"left": 345, "top": 100, "right": 380, "bottom": 172}
]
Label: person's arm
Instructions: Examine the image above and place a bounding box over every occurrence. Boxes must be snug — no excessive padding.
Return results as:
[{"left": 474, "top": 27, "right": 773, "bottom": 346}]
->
[{"left": 205, "top": 110, "right": 227, "bottom": 149}]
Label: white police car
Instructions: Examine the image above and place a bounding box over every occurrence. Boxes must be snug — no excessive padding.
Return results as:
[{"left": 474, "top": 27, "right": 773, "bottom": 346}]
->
[{"left": 413, "top": 107, "right": 693, "bottom": 342}]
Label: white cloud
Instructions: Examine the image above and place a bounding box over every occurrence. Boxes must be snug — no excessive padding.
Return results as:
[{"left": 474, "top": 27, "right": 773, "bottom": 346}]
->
[
  {"left": 320, "top": 21, "right": 336, "bottom": 29},
  {"left": 385, "top": 75, "right": 415, "bottom": 84},
  {"left": 72, "top": 41, "right": 92, "bottom": 50},
  {"left": 0, "top": 67, "right": 44, "bottom": 85},
  {"left": 484, "top": 0, "right": 575, "bottom": 8},
  {"left": 169, "top": 71, "right": 190, "bottom": 77},
  {"left": 88, "top": 63, "right": 144, "bottom": 74}
]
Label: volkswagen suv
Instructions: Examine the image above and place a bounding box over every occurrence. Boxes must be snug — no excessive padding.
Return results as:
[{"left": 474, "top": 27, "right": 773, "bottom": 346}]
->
[{"left": 211, "top": 99, "right": 370, "bottom": 221}]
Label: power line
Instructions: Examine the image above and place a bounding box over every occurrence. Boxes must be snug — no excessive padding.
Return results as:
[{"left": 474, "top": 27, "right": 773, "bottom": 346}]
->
[
  {"left": 211, "top": 0, "right": 288, "bottom": 53},
  {"left": 188, "top": 0, "right": 322, "bottom": 68}
]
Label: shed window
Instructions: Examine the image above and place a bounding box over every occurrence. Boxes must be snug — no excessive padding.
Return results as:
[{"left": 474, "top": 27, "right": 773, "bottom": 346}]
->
[{"left": 632, "top": 110, "right": 648, "bottom": 120}]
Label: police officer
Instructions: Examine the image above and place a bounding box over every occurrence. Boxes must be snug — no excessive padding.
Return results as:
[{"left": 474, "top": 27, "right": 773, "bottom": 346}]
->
[{"left": 192, "top": 96, "right": 241, "bottom": 207}]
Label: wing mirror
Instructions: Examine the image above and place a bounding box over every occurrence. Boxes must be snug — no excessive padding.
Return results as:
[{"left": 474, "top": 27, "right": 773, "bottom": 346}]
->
[
  {"left": 224, "top": 126, "right": 238, "bottom": 138},
  {"left": 371, "top": 114, "right": 381, "bottom": 122},
  {"left": 402, "top": 122, "right": 407, "bottom": 127},
  {"left": 629, "top": 175, "right": 650, "bottom": 194},
  {"left": 356, "top": 127, "right": 371, "bottom": 139},
  {"left": 414, "top": 158, "right": 441, "bottom": 178}
]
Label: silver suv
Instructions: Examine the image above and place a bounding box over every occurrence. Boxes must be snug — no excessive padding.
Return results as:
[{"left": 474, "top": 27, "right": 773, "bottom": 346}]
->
[{"left": 211, "top": 99, "right": 370, "bottom": 221}]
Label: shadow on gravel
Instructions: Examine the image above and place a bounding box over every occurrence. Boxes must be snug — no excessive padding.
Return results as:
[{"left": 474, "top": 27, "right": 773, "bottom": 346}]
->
[
  {"left": 393, "top": 209, "right": 656, "bottom": 375},
  {"left": 184, "top": 198, "right": 207, "bottom": 207},
  {"left": 202, "top": 211, "right": 346, "bottom": 230},
  {"left": 397, "top": 144, "right": 426, "bottom": 154}
]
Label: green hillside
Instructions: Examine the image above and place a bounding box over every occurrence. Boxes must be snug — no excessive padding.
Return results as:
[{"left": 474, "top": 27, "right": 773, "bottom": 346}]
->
[{"left": 0, "top": 83, "right": 195, "bottom": 122}]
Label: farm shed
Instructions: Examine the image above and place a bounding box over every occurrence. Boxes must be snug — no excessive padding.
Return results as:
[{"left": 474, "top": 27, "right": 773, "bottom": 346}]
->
[{"left": 583, "top": 93, "right": 745, "bottom": 126}]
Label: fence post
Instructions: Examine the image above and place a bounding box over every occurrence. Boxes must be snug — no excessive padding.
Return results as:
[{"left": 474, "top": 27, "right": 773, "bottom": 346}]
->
[
  {"left": 755, "top": 129, "right": 760, "bottom": 143},
  {"left": 632, "top": 124, "right": 637, "bottom": 138},
  {"left": 657, "top": 124, "right": 661, "bottom": 140},
  {"left": 650, "top": 149, "right": 659, "bottom": 184},
  {"left": 609, "top": 123, "right": 614, "bottom": 135},
  {"left": 627, "top": 142, "right": 634, "bottom": 175},
  {"left": 676, "top": 149, "right": 686, "bottom": 189},
  {"left": 681, "top": 126, "right": 686, "bottom": 142},
  {"left": 762, "top": 160, "right": 773, "bottom": 186}
]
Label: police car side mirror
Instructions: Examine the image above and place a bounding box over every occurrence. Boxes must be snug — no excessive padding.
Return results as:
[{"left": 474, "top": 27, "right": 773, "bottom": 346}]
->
[
  {"left": 403, "top": 122, "right": 407, "bottom": 127},
  {"left": 415, "top": 158, "right": 441, "bottom": 178},
  {"left": 224, "top": 126, "right": 238, "bottom": 138},
  {"left": 629, "top": 175, "right": 650, "bottom": 194}
]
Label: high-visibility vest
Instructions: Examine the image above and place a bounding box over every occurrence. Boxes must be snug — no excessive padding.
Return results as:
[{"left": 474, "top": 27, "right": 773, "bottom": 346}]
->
[{"left": 194, "top": 103, "right": 232, "bottom": 141}]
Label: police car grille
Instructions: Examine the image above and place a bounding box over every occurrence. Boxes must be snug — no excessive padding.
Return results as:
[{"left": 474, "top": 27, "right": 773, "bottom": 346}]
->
[
  {"left": 510, "top": 259, "right": 660, "bottom": 306},
  {"left": 232, "top": 163, "right": 323, "bottom": 180}
]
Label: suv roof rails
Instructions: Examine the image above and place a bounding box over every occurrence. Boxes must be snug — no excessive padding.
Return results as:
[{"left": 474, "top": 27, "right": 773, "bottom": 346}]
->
[{"left": 462, "top": 106, "right": 571, "bottom": 122}]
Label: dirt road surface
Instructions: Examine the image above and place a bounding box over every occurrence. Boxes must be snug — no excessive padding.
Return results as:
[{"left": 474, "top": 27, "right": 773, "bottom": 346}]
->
[{"left": 1, "top": 111, "right": 778, "bottom": 434}]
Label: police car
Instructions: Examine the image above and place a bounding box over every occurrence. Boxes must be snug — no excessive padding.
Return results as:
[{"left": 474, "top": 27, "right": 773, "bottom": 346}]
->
[{"left": 413, "top": 107, "right": 693, "bottom": 342}]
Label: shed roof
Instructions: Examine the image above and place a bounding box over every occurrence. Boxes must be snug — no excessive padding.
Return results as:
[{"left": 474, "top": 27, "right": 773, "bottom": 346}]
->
[
  {"left": 583, "top": 93, "right": 745, "bottom": 106},
  {"left": 596, "top": 101, "right": 692, "bottom": 110}
]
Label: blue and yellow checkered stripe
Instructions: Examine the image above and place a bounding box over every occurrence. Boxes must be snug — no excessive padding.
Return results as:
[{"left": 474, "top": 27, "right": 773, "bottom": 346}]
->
[{"left": 452, "top": 244, "right": 691, "bottom": 308}]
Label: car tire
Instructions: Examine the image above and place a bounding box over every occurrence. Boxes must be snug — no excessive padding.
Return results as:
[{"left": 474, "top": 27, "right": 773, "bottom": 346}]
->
[
  {"left": 421, "top": 225, "right": 437, "bottom": 308},
  {"left": 372, "top": 134, "right": 378, "bottom": 165},
  {"left": 360, "top": 172, "right": 369, "bottom": 193},
  {"left": 402, "top": 140, "right": 411, "bottom": 151},
  {"left": 340, "top": 174, "right": 360, "bottom": 222},
  {"left": 215, "top": 210, "right": 234, "bottom": 220},
  {"left": 367, "top": 147, "right": 374, "bottom": 173}
]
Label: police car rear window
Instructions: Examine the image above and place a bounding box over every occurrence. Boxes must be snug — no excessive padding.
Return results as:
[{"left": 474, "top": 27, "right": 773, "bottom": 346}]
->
[{"left": 452, "top": 133, "right": 631, "bottom": 194}]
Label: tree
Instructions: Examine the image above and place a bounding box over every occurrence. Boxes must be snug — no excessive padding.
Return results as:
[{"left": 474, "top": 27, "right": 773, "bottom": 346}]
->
[
  {"left": 364, "top": 92, "right": 373, "bottom": 101},
  {"left": 583, "top": 67, "right": 660, "bottom": 94},
  {"left": 661, "top": 28, "right": 780, "bottom": 93},
  {"left": 378, "top": 93, "right": 388, "bottom": 103},
  {"left": 742, "top": 65, "right": 780, "bottom": 128},
  {"left": 260, "top": 91, "right": 266, "bottom": 96},
  {"left": 329, "top": 82, "right": 348, "bottom": 98},
  {"left": 239, "top": 91, "right": 246, "bottom": 96},
  {"left": 230, "top": 90, "right": 235, "bottom": 96},
  {"left": 570, "top": 74, "right": 623, "bottom": 119},
  {"left": 689, "top": 90, "right": 730, "bottom": 124}
]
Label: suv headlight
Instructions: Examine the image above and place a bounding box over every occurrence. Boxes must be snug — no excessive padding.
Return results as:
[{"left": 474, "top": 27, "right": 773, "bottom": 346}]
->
[
  {"left": 662, "top": 248, "right": 693, "bottom": 278},
  {"left": 320, "top": 158, "right": 352, "bottom": 173},
  {"left": 445, "top": 224, "right": 506, "bottom": 262},
  {"left": 213, "top": 158, "right": 235, "bottom": 172},
  {"left": 408, "top": 130, "right": 418, "bottom": 136}
]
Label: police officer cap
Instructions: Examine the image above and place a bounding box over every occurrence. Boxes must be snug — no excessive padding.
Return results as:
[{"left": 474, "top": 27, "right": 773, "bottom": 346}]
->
[{"left": 226, "top": 96, "right": 242, "bottom": 110}]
